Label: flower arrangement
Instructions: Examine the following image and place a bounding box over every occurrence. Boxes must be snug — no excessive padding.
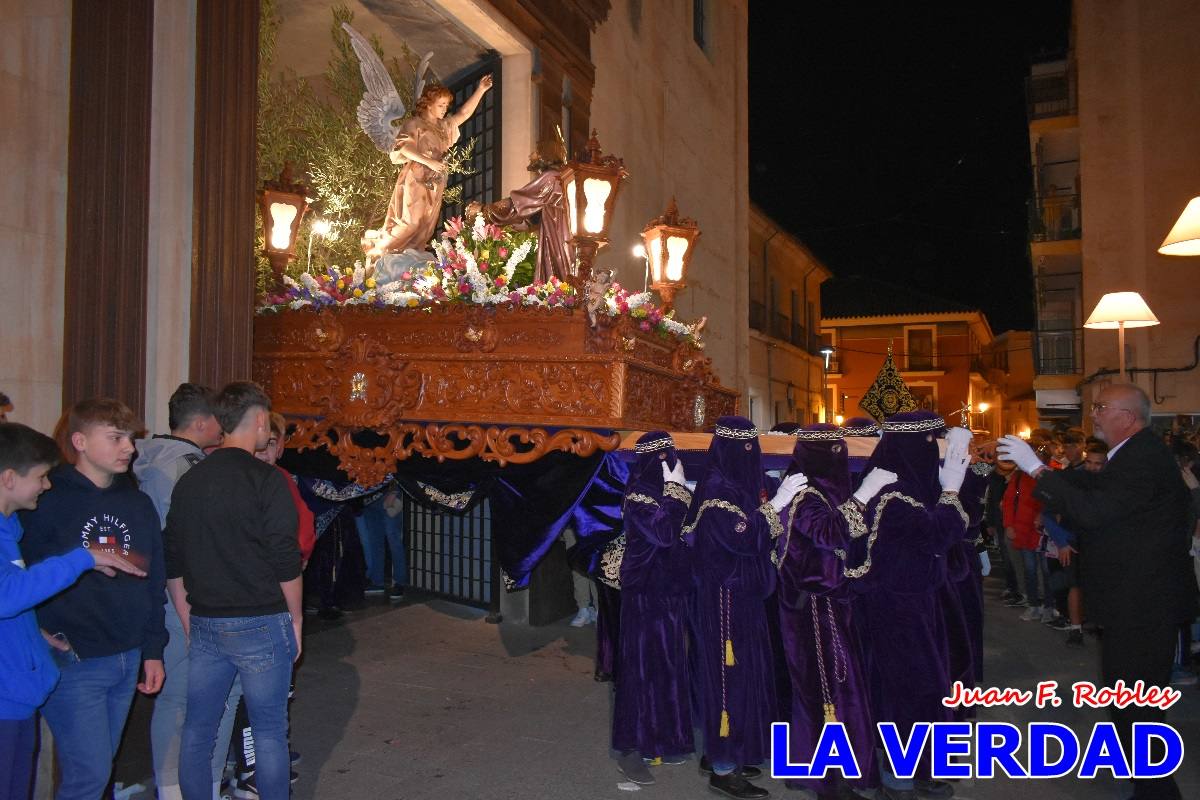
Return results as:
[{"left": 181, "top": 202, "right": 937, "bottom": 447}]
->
[{"left": 258, "top": 215, "right": 702, "bottom": 346}]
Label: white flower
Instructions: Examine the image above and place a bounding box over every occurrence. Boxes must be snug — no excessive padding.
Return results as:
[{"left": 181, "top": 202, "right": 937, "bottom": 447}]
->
[
  {"left": 625, "top": 292, "right": 653, "bottom": 310},
  {"left": 282, "top": 274, "right": 300, "bottom": 289},
  {"left": 352, "top": 263, "right": 365, "bottom": 287},
  {"left": 288, "top": 299, "right": 312, "bottom": 310},
  {"left": 503, "top": 239, "right": 534, "bottom": 281},
  {"left": 472, "top": 213, "right": 487, "bottom": 241},
  {"left": 300, "top": 273, "right": 320, "bottom": 291}
]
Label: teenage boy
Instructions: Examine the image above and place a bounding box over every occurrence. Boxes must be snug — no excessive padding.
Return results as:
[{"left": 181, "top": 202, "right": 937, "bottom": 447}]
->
[
  {"left": 133, "top": 383, "right": 235, "bottom": 800},
  {"left": 166, "top": 382, "right": 301, "bottom": 800},
  {"left": 20, "top": 400, "right": 167, "bottom": 800},
  {"left": 1, "top": 422, "right": 147, "bottom": 800}
]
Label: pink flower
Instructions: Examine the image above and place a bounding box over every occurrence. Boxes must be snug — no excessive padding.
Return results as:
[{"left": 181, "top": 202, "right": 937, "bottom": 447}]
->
[
  {"left": 563, "top": 295, "right": 577, "bottom": 307},
  {"left": 401, "top": 271, "right": 412, "bottom": 280},
  {"left": 639, "top": 320, "right": 652, "bottom": 332},
  {"left": 443, "top": 216, "right": 464, "bottom": 239},
  {"left": 494, "top": 275, "right": 507, "bottom": 286},
  {"left": 498, "top": 246, "right": 509, "bottom": 259},
  {"left": 509, "top": 291, "right": 520, "bottom": 303}
]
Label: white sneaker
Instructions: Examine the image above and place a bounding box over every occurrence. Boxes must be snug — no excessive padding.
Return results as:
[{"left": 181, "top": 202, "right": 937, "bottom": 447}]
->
[
  {"left": 1020, "top": 606, "right": 1042, "bottom": 622},
  {"left": 569, "top": 607, "right": 592, "bottom": 627}
]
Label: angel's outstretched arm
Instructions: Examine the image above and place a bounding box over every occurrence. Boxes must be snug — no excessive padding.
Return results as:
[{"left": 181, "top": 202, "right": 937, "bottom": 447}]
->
[{"left": 448, "top": 74, "right": 493, "bottom": 127}]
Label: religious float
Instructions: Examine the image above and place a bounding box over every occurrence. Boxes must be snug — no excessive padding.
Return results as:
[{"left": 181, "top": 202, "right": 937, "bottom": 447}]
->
[{"left": 250, "top": 22, "right": 737, "bottom": 604}]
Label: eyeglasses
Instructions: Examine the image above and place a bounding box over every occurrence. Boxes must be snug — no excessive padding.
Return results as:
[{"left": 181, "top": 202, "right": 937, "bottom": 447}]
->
[{"left": 1091, "top": 402, "right": 1130, "bottom": 415}]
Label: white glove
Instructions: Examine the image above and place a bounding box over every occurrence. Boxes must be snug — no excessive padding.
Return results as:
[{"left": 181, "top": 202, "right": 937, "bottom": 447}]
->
[
  {"left": 769, "top": 472, "right": 809, "bottom": 512},
  {"left": 853, "top": 467, "right": 897, "bottom": 506},
  {"left": 661, "top": 460, "right": 686, "bottom": 486},
  {"left": 996, "top": 435, "right": 1043, "bottom": 477},
  {"left": 979, "top": 550, "right": 991, "bottom": 576},
  {"left": 939, "top": 427, "right": 973, "bottom": 493}
]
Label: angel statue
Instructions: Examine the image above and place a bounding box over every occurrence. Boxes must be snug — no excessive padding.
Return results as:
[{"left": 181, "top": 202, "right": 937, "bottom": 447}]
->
[{"left": 342, "top": 23, "right": 492, "bottom": 262}]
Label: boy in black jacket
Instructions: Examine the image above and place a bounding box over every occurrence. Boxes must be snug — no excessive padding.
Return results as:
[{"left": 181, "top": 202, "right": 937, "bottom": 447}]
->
[{"left": 20, "top": 399, "right": 167, "bottom": 800}]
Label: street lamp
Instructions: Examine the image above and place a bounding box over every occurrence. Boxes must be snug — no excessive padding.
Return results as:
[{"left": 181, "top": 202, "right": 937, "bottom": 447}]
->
[
  {"left": 642, "top": 198, "right": 701, "bottom": 313},
  {"left": 558, "top": 130, "right": 627, "bottom": 289},
  {"left": 307, "top": 218, "right": 332, "bottom": 272},
  {"left": 1158, "top": 196, "right": 1200, "bottom": 255},
  {"left": 819, "top": 345, "right": 835, "bottom": 422},
  {"left": 257, "top": 163, "right": 310, "bottom": 290},
  {"left": 1083, "top": 291, "right": 1160, "bottom": 378}
]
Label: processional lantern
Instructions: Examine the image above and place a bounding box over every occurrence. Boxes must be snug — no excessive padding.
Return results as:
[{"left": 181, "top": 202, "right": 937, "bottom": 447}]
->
[
  {"left": 257, "top": 163, "right": 310, "bottom": 289},
  {"left": 558, "top": 130, "right": 627, "bottom": 288},
  {"left": 641, "top": 197, "right": 700, "bottom": 313}
]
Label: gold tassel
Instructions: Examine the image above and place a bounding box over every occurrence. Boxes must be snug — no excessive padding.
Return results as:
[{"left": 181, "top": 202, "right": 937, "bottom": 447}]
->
[
  {"left": 647, "top": 757, "right": 662, "bottom": 767},
  {"left": 824, "top": 703, "right": 838, "bottom": 723},
  {"left": 720, "top": 710, "right": 731, "bottom": 737},
  {"left": 725, "top": 639, "right": 736, "bottom": 666}
]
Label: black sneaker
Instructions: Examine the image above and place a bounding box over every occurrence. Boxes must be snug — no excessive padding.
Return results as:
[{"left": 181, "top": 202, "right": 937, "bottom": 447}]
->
[
  {"left": 708, "top": 771, "right": 770, "bottom": 799},
  {"left": 290, "top": 749, "right": 301, "bottom": 765},
  {"left": 232, "top": 770, "right": 300, "bottom": 798},
  {"left": 389, "top": 585, "right": 406, "bottom": 602},
  {"left": 1002, "top": 594, "right": 1027, "bottom": 608},
  {"left": 364, "top": 584, "right": 387, "bottom": 595},
  {"left": 317, "top": 606, "right": 343, "bottom": 621},
  {"left": 699, "top": 757, "right": 761, "bottom": 780},
  {"left": 913, "top": 778, "right": 954, "bottom": 798},
  {"left": 1065, "top": 628, "right": 1084, "bottom": 647},
  {"left": 1000, "top": 589, "right": 1019, "bottom": 603},
  {"left": 1043, "top": 614, "right": 1071, "bottom": 630}
]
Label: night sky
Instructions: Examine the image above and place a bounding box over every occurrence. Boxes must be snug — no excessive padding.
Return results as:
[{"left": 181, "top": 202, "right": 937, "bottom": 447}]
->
[{"left": 749, "top": 2, "right": 1072, "bottom": 334}]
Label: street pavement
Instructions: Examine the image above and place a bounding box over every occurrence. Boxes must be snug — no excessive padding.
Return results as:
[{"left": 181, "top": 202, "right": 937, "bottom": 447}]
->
[{"left": 112, "top": 575, "right": 1200, "bottom": 800}]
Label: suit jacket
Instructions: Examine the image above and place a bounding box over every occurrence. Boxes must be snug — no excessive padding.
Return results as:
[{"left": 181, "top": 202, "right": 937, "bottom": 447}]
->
[{"left": 1033, "top": 427, "right": 1197, "bottom": 629}]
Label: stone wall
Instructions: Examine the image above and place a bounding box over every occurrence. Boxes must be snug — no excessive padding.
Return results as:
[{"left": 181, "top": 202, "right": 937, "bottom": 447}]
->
[{"left": 588, "top": 0, "right": 750, "bottom": 398}]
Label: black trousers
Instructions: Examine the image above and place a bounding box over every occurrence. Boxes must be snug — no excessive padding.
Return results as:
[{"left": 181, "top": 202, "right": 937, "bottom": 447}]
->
[{"left": 1100, "top": 621, "right": 1182, "bottom": 800}]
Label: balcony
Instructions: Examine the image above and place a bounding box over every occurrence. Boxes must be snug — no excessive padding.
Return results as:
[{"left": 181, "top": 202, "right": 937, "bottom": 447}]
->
[
  {"left": 1029, "top": 193, "right": 1080, "bottom": 242},
  {"left": 1035, "top": 328, "right": 1083, "bottom": 375},
  {"left": 750, "top": 300, "right": 766, "bottom": 331},
  {"left": 1026, "top": 66, "right": 1076, "bottom": 120}
]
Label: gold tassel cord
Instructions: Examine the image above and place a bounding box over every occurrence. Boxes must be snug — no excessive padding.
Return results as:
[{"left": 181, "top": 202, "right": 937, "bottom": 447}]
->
[
  {"left": 824, "top": 703, "right": 838, "bottom": 723},
  {"left": 725, "top": 639, "right": 736, "bottom": 666},
  {"left": 720, "top": 710, "right": 731, "bottom": 738}
]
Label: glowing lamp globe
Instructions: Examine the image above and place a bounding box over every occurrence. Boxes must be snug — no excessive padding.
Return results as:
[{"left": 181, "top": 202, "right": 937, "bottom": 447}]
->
[
  {"left": 641, "top": 198, "right": 700, "bottom": 313},
  {"left": 558, "top": 130, "right": 627, "bottom": 288},
  {"left": 257, "top": 164, "right": 310, "bottom": 289}
]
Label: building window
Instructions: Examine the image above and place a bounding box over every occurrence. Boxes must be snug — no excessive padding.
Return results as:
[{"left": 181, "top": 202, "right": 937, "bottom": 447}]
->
[
  {"left": 904, "top": 326, "right": 936, "bottom": 371},
  {"left": 693, "top": 0, "right": 708, "bottom": 50},
  {"left": 561, "top": 77, "right": 573, "bottom": 155},
  {"left": 442, "top": 53, "right": 502, "bottom": 222},
  {"left": 909, "top": 383, "right": 938, "bottom": 412}
]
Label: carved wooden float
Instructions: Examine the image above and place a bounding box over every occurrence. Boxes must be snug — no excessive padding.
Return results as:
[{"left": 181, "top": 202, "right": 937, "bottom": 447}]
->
[{"left": 253, "top": 305, "right": 739, "bottom": 484}]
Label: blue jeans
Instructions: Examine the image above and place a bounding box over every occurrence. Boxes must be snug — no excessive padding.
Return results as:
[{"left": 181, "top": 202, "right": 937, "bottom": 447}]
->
[
  {"left": 1020, "top": 549, "right": 1049, "bottom": 608},
  {"left": 41, "top": 648, "right": 141, "bottom": 800},
  {"left": 152, "top": 595, "right": 242, "bottom": 791},
  {"left": 355, "top": 499, "right": 406, "bottom": 587},
  {"left": 0, "top": 717, "right": 36, "bottom": 800},
  {"left": 180, "top": 614, "right": 296, "bottom": 800}
]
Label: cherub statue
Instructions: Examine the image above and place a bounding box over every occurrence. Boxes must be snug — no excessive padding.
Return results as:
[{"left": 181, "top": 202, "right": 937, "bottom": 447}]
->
[{"left": 342, "top": 23, "right": 492, "bottom": 259}]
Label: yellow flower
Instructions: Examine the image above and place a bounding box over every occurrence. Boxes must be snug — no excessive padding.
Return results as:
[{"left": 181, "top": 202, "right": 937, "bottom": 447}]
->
[
  {"left": 353, "top": 288, "right": 363, "bottom": 298},
  {"left": 366, "top": 278, "right": 376, "bottom": 289},
  {"left": 343, "top": 267, "right": 353, "bottom": 276},
  {"left": 336, "top": 279, "right": 345, "bottom": 289},
  {"left": 407, "top": 297, "right": 419, "bottom": 307}
]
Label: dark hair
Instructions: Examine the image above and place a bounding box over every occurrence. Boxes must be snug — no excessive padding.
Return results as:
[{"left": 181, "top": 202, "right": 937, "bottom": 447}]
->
[
  {"left": 1173, "top": 439, "right": 1198, "bottom": 465},
  {"left": 1086, "top": 437, "right": 1109, "bottom": 455},
  {"left": 52, "top": 398, "right": 142, "bottom": 464},
  {"left": 0, "top": 391, "right": 11, "bottom": 408},
  {"left": 0, "top": 422, "right": 60, "bottom": 474},
  {"left": 1061, "top": 428, "right": 1086, "bottom": 446},
  {"left": 168, "top": 383, "right": 216, "bottom": 431},
  {"left": 212, "top": 381, "right": 271, "bottom": 434}
]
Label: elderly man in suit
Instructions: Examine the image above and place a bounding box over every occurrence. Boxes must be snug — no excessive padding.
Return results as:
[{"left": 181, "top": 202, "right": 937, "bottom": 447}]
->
[{"left": 999, "top": 383, "right": 1197, "bottom": 800}]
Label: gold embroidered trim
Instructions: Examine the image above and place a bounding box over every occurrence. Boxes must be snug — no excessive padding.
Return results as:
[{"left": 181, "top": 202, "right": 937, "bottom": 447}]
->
[
  {"left": 714, "top": 424, "right": 759, "bottom": 440},
  {"left": 625, "top": 492, "right": 660, "bottom": 507},
  {"left": 598, "top": 534, "right": 625, "bottom": 589},
  {"left": 881, "top": 417, "right": 945, "bottom": 433},
  {"left": 663, "top": 482, "right": 693, "bottom": 505},
  {"left": 970, "top": 462, "right": 994, "bottom": 477},
  {"left": 835, "top": 491, "right": 925, "bottom": 579},
  {"left": 418, "top": 481, "right": 473, "bottom": 510},
  {"left": 759, "top": 503, "right": 783, "bottom": 540},
  {"left": 775, "top": 486, "right": 829, "bottom": 570},
  {"left": 681, "top": 499, "right": 748, "bottom": 536},
  {"left": 633, "top": 437, "right": 673, "bottom": 453},
  {"left": 837, "top": 498, "right": 868, "bottom": 539},
  {"left": 938, "top": 492, "right": 969, "bottom": 528}
]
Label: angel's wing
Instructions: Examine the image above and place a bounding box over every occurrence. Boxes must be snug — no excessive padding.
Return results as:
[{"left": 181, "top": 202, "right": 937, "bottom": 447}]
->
[
  {"left": 414, "top": 51, "right": 434, "bottom": 102},
  {"left": 341, "top": 23, "right": 407, "bottom": 152}
]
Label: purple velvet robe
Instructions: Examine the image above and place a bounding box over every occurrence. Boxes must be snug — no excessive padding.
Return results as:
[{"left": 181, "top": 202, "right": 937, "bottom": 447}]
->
[
  {"left": 686, "top": 418, "right": 778, "bottom": 767},
  {"left": 851, "top": 415, "right": 967, "bottom": 781},
  {"left": 776, "top": 484, "right": 878, "bottom": 794}
]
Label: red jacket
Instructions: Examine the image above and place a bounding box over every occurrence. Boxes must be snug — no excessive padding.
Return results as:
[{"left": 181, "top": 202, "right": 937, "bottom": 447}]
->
[
  {"left": 276, "top": 465, "right": 316, "bottom": 563},
  {"left": 1001, "top": 472, "right": 1043, "bottom": 551}
]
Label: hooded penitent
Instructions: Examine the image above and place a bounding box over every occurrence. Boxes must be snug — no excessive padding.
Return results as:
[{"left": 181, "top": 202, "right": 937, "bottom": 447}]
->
[
  {"left": 851, "top": 411, "right": 968, "bottom": 783},
  {"left": 685, "top": 416, "right": 779, "bottom": 767},
  {"left": 611, "top": 431, "right": 696, "bottom": 758},
  {"left": 775, "top": 423, "right": 877, "bottom": 794}
]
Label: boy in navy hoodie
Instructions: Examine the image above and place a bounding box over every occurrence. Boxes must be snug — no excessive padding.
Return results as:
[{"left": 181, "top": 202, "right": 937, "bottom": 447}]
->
[
  {"left": 0, "top": 422, "right": 146, "bottom": 800},
  {"left": 20, "top": 399, "right": 167, "bottom": 800}
]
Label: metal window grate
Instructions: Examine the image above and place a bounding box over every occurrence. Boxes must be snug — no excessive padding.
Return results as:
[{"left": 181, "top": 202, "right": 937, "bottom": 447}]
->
[
  {"left": 403, "top": 494, "right": 493, "bottom": 608},
  {"left": 442, "top": 53, "right": 502, "bottom": 222}
]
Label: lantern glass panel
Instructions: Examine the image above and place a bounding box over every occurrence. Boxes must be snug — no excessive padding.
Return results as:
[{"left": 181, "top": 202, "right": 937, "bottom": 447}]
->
[
  {"left": 269, "top": 202, "right": 298, "bottom": 249},
  {"left": 566, "top": 179, "right": 578, "bottom": 236},
  {"left": 666, "top": 235, "right": 689, "bottom": 281},
  {"left": 644, "top": 229, "right": 664, "bottom": 281},
  {"left": 582, "top": 178, "right": 612, "bottom": 233}
]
